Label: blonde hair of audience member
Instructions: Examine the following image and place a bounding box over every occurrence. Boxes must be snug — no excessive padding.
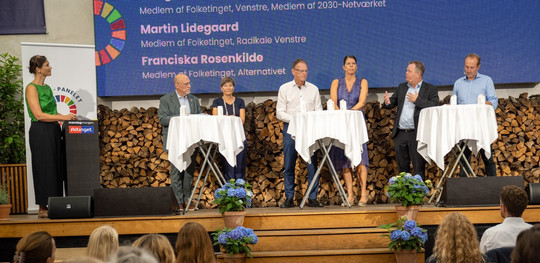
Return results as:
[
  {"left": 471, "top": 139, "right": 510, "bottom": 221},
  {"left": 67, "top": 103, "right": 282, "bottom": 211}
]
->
[
  {"left": 86, "top": 225, "right": 119, "bottom": 261},
  {"left": 175, "top": 222, "right": 215, "bottom": 263},
  {"left": 63, "top": 256, "right": 103, "bottom": 263},
  {"left": 115, "top": 246, "right": 158, "bottom": 263},
  {"left": 431, "top": 212, "right": 484, "bottom": 263},
  {"left": 511, "top": 224, "right": 540, "bottom": 263},
  {"left": 13, "top": 231, "right": 56, "bottom": 263},
  {"left": 133, "top": 233, "right": 175, "bottom": 263}
]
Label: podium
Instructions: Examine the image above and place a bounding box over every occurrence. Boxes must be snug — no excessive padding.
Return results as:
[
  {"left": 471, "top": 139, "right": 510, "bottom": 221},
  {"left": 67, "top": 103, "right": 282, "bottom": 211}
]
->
[{"left": 63, "top": 120, "right": 100, "bottom": 197}]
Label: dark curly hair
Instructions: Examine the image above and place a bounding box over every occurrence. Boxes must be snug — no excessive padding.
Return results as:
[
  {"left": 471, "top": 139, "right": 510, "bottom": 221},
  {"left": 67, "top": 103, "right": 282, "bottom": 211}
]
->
[{"left": 500, "top": 185, "right": 528, "bottom": 217}]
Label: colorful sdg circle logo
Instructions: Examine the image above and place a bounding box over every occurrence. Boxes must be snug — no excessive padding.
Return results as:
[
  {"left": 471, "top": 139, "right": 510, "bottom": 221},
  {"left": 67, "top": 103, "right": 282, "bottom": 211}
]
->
[
  {"left": 55, "top": 95, "right": 77, "bottom": 115},
  {"left": 94, "top": 0, "right": 126, "bottom": 66}
]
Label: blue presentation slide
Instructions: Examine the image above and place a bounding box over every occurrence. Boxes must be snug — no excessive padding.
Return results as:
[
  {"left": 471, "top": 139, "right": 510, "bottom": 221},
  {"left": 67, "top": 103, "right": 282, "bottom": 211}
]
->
[{"left": 93, "top": 0, "right": 540, "bottom": 96}]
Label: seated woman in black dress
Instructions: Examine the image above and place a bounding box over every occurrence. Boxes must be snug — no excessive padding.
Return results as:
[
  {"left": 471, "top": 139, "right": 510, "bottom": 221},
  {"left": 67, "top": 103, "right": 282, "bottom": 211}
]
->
[{"left": 211, "top": 76, "right": 247, "bottom": 181}]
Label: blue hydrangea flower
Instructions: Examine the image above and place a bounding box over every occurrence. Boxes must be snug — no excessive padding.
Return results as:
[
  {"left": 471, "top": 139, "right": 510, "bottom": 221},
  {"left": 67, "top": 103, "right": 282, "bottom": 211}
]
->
[
  {"left": 248, "top": 233, "right": 258, "bottom": 244},
  {"left": 235, "top": 188, "right": 247, "bottom": 198},
  {"left": 420, "top": 232, "right": 428, "bottom": 243},
  {"left": 399, "top": 230, "right": 411, "bottom": 241},
  {"left": 411, "top": 227, "right": 423, "bottom": 237},
  {"left": 390, "top": 230, "right": 401, "bottom": 241},
  {"left": 214, "top": 190, "right": 222, "bottom": 199},
  {"left": 236, "top": 179, "right": 246, "bottom": 185},
  {"left": 227, "top": 188, "right": 236, "bottom": 197},
  {"left": 228, "top": 228, "right": 243, "bottom": 240},
  {"left": 404, "top": 220, "right": 417, "bottom": 231},
  {"left": 389, "top": 177, "right": 397, "bottom": 184},
  {"left": 218, "top": 233, "right": 228, "bottom": 244},
  {"left": 413, "top": 174, "right": 422, "bottom": 181},
  {"left": 404, "top": 174, "right": 412, "bottom": 179}
]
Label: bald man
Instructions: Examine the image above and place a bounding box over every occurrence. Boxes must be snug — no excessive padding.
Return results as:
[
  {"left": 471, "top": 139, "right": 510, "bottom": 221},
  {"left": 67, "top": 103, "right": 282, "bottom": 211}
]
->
[{"left": 158, "top": 74, "right": 202, "bottom": 211}]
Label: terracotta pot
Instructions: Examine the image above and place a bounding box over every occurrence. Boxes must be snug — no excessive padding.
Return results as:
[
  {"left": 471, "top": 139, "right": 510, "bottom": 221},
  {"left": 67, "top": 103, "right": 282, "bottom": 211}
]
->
[
  {"left": 223, "top": 253, "right": 246, "bottom": 263},
  {"left": 395, "top": 205, "right": 419, "bottom": 221},
  {"left": 222, "top": 210, "right": 246, "bottom": 228},
  {"left": 394, "top": 249, "right": 418, "bottom": 263},
  {"left": 0, "top": 204, "right": 12, "bottom": 220}
]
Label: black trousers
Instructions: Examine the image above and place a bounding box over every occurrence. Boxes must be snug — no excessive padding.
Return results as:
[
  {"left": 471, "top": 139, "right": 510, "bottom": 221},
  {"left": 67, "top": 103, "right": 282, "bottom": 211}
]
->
[
  {"left": 29, "top": 121, "right": 66, "bottom": 206},
  {"left": 394, "top": 130, "right": 426, "bottom": 178},
  {"left": 459, "top": 144, "right": 497, "bottom": 177}
]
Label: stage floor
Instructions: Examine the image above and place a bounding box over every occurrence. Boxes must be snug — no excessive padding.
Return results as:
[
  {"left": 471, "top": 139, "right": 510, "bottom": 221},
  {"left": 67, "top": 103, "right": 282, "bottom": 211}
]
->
[{"left": 3, "top": 204, "right": 540, "bottom": 238}]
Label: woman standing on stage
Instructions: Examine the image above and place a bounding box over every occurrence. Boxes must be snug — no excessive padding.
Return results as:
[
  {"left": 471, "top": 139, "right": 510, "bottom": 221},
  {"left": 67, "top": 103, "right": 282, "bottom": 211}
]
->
[
  {"left": 329, "top": 55, "right": 369, "bottom": 206},
  {"left": 211, "top": 76, "right": 247, "bottom": 181},
  {"left": 26, "top": 55, "right": 76, "bottom": 218}
]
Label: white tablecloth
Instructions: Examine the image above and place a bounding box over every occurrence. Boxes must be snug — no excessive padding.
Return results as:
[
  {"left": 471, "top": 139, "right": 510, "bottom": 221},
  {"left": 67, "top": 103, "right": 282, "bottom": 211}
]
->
[
  {"left": 416, "top": 104, "right": 498, "bottom": 170},
  {"left": 166, "top": 115, "right": 246, "bottom": 171},
  {"left": 287, "top": 110, "right": 369, "bottom": 166}
]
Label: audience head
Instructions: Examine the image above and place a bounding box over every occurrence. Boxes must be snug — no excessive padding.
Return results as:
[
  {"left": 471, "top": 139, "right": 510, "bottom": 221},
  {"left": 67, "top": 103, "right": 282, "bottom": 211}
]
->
[
  {"left": 133, "top": 234, "right": 175, "bottom": 263},
  {"left": 500, "top": 185, "right": 529, "bottom": 218},
  {"left": 115, "top": 246, "right": 158, "bottom": 263},
  {"left": 86, "top": 225, "right": 119, "bottom": 261},
  {"left": 431, "top": 212, "right": 483, "bottom": 263},
  {"left": 175, "top": 222, "right": 215, "bottom": 263},
  {"left": 511, "top": 224, "right": 540, "bottom": 263},
  {"left": 13, "top": 231, "right": 55, "bottom": 263},
  {"left": 63, "top": 256, "right": 103, "bottom": 263}
]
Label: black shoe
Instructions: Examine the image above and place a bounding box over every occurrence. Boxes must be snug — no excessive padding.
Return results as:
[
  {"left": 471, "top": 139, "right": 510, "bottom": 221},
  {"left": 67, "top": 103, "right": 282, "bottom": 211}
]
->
[
  {"left": 307, "top": 199, "right": 324, "bottom": 207},
  {"left": 280, "top": 198, "right": 295, "bottom": 208}
]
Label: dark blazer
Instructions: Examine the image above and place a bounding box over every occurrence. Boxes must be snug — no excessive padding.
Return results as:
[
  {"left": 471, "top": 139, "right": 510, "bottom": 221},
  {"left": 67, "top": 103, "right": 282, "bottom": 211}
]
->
[
  {"left": 158, "top": 91, "right": 202, "bottom": 147},
  {"left": 382, "top": 81, "right": 439, "bottom": 138}
]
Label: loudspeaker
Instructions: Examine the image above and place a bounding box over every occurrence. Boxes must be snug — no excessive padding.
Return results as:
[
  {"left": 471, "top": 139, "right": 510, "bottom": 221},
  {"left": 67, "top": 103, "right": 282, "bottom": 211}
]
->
[
  {"left": 93, "top": 187, "right": 178, "bottom": 217},
  {"left": 440, "top": 176, "right": 524, "bottom": 207},
  {"left": 48, "top": 196, "right": 93, "bottom": 219},
  {"left": 526, "top": 183, "right": 540, "bottom": 205}
]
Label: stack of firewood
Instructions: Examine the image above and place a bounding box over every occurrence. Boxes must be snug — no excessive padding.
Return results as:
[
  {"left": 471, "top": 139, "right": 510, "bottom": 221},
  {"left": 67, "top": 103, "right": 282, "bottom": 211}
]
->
[{"left": 97, "top": 93, "right": 540, "bottom": 208}]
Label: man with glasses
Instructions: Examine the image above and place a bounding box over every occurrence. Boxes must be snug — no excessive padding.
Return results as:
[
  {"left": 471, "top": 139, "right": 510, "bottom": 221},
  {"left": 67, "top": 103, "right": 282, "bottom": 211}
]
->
[
  {"left": 276, "top": 58, "right": 323, "bottom": 208},
  {"left": 158, "top": 73, "right": 202, "bottom": 213}
]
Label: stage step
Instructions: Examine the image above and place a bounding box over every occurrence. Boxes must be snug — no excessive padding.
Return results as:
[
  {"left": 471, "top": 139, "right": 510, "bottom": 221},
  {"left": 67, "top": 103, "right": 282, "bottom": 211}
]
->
[
  {"left": 253, "top": 227, "right": 389, "bottom": 251},
  {"left": 217, "top": 248, "right": 425, "bottom": 263}
]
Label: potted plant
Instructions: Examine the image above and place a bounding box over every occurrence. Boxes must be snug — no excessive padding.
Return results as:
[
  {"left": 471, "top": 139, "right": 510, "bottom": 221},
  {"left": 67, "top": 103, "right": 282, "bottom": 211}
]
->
[
  {"left": 213, "top": 179, "right": 253, "bottom": 228},
  {"left": 0, "top": 185, "right": 11, "bottom": 220},
  {"left": 213, "top": 226, "right": 258, "bottom": 263},
  {"left": 0, "top": 53, "right": 26, "bottom": 164},
  {"left": 386, "top": 172, "right": 432, "bottom": 220},
  {"left": 379, "top": 216, "right": 428, "bottom": 263}
]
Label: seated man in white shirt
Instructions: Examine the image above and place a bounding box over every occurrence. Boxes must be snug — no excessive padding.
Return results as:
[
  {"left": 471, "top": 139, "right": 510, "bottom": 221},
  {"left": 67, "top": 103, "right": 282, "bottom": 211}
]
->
[{"left": 480, "top": 185, "right": 532, "bottom": 253}]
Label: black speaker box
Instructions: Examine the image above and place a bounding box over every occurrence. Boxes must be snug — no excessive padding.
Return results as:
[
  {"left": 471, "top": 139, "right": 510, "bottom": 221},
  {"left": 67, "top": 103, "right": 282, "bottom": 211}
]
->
[
  {"left": 93, "top": 187, "right": 178, "bottom": 217},
  {"left": 48, "top": 196, "right": 93, "bottom": 219},
  {"left": 526, "top": 183, "right": 540, "bottom": 205},
  {"left": 440, "top": 176, "right": 524, "bottom": 207}
]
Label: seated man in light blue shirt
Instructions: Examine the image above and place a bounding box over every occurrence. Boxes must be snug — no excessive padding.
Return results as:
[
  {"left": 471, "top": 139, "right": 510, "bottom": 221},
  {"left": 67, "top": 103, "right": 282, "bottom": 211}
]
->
[{"left": 452, "top": 53, "right": 497, "bottom": 177}]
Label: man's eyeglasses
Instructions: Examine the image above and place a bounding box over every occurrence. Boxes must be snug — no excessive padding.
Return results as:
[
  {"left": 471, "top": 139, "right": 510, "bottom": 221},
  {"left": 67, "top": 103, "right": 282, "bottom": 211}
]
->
[{"left": 293, "top": 68, "right": 308, "bottom": 73}]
